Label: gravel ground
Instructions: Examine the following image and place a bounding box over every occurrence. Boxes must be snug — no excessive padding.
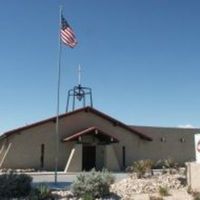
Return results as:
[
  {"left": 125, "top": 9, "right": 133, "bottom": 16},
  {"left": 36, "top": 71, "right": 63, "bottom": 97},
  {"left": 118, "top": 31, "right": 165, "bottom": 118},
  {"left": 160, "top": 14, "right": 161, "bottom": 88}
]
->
[
  {"left": 52, "top": 188, "right": 193, "bottom": 200},
  {"left": 130, "top": 188, "right": 193, "bottom": 200},
  {"left": 52, "top": 173, "right": 194, "bottom": 200}
]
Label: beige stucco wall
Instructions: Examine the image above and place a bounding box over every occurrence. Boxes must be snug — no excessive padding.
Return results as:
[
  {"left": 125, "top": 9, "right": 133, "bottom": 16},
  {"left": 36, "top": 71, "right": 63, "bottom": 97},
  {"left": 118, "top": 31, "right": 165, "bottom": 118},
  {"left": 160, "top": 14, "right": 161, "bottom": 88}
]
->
[
  {"left": 0, "top": 110, "right": 197, "bottom": 171},
  {"left": 0, "top": 120, "right": 76, "bottom": 170},
  {"left": 71, "top": 112, "right": 145, "bottom": 168},
  {"left": 67, "top": 112, "right": 196, "bottom": 166},
  {"left": 1, "top": 122, "right": 62, "bottom": 170},
  {"left": 138, "top": 131, "right": 195, "bottom": 164},
  {"left": 57, "top": 111, "right": 144, "bottom": 170},
  {"left": 104, "top": 145, "right": 120, "bottom": 171},
  {"left": 65, "top": 143, "right": 82, "bottom": 172},
  {"left": 187, "top": 162, "right": 200, "bottom": 191},
  {"left": 0, "top": 110, "right": 139, "bottom": 171}
]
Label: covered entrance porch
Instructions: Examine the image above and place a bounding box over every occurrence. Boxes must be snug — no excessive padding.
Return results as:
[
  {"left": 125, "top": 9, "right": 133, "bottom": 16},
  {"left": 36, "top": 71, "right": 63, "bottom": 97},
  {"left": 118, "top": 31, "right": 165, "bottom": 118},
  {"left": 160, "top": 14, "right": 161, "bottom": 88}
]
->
[{"left": 62, "top": 127, "right": 120, "bottom": 172}]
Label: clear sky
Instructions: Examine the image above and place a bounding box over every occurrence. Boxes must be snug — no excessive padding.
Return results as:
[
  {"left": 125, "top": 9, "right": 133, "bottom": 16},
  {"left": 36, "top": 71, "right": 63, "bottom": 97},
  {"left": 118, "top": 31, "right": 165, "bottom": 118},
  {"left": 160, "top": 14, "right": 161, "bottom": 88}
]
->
[{"left": 0, "top": 0, "right": 200, "bottom": 134}]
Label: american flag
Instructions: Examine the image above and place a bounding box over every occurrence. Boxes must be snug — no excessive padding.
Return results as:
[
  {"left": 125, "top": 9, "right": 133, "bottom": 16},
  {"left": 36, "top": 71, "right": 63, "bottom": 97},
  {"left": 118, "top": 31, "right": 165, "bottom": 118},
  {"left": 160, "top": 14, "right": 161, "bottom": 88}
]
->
[{"left": 61, "top": 15, "right": 77, "bottom": 48}]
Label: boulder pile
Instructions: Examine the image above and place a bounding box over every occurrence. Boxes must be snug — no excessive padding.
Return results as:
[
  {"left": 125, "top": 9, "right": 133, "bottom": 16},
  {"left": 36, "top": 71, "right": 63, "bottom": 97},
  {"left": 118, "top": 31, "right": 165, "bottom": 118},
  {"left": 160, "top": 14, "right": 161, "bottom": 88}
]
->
[
  {"left": 110, "top": 173, "right": 185, "bottom": 199},
  {"left": 53, "top": 173, "right": 185, "bottom": 199}
]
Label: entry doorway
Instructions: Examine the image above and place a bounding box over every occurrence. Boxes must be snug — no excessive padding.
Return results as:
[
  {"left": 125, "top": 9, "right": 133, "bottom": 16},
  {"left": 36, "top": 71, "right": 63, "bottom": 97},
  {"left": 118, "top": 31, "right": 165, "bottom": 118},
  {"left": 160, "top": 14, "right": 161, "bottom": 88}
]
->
[{"left": 82, "top": 145, "right": 96, "bottom": 171}]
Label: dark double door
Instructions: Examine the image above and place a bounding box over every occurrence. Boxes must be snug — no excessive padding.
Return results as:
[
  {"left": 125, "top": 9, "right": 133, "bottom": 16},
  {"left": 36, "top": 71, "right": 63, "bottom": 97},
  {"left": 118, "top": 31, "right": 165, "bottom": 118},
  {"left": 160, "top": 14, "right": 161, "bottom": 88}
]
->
[{"left": 82, "top": 146, "right": 96, "bottom": 171}]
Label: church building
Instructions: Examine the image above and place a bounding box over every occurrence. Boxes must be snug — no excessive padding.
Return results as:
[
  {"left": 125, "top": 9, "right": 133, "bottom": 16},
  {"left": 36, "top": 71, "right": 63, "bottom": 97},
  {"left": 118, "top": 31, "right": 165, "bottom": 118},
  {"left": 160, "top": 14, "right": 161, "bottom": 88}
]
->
[{"left": 0, "top": 83, "right": 199, "bottom": 172}]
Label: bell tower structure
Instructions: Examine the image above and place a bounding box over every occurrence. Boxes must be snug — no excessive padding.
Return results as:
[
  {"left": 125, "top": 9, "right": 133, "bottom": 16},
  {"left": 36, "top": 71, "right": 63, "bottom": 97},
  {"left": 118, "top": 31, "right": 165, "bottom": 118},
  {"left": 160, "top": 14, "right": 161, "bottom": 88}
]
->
[{"left": 66, "top": 65, "right": 93, "bottom": 112}]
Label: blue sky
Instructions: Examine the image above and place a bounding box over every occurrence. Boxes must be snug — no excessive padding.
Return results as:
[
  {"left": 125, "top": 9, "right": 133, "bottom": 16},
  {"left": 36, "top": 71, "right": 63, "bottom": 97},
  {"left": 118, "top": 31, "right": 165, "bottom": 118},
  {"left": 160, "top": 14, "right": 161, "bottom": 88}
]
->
[{"left": 0, "top": 0, "right": 200, "bottom": 134}]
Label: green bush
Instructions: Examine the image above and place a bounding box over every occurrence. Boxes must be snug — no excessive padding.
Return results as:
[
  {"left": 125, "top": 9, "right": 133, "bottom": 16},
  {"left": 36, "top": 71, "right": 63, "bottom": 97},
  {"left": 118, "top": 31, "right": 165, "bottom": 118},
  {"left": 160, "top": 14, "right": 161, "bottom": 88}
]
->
[
  {"left": 164, "top": 158, "right": 178, "bottom": 171},
  {"left": 154, "top": 159, "right": 165, "bottom": 169},
  {"left": 29, "top": 184, "right": 55, "bottom": 200},
  {"left": 82, "top": 193, "right": 93, "bottom": 200},
  {"left": 145, "top": 159, "right": 155, "bottom": 175},
  {"left": 0, "top": 172, "right": 32, "bottom": 198},
  {"left": 154, "top": 158, "right": 178, "bottom": 169},
  {"left": 71, "top": 169, "right": 114, "bottom": 198},
  {"left": 154, "top": 158, "right": 180, "bottom": 175},
  {"left": 187, "top": 185, "right": 192, "bottom": 194}
]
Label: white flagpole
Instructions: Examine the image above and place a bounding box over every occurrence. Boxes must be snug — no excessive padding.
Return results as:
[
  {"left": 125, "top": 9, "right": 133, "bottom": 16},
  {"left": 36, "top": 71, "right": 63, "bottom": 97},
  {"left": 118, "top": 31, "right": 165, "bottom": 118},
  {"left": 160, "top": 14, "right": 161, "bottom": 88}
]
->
[{"left": 55, "top": 5, "right": 63, "bottom": 185}]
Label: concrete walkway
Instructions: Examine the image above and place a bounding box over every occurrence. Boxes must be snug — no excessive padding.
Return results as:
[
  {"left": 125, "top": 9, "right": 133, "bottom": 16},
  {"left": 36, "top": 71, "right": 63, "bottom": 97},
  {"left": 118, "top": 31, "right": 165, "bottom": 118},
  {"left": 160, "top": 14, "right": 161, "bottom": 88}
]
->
[
  {"left": 24, "top": 172, "right": 129, "bottom": 190},
  {"left": 25, "top": 172, "right": 129, "bottom": 183}
]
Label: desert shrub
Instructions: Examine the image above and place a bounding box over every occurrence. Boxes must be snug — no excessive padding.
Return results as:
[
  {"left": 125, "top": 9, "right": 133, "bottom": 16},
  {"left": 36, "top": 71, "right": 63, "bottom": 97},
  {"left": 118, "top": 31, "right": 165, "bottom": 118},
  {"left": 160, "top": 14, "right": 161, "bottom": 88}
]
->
[
  {"left": 165, "top": 158, "right": 179, "bottom": 171},
  {"left": 154, "top": 160, "right": 161, "bottom": 169},
  {"left": 191, "top": 191, "right": 200, "bottom": 200},
  {"left": 132, "top": 160, "right": 154, "bottom": 178},
  {"left": 125, "top": 165, "right": 134, "bottom": 173},
  {"left": 29, "top": 184, "right": 55, "bottom": 200},
  {"left": 154, "top": 159, "right": 166, "bottom": 169},
  {"left": 0, "top": 172, "right": 32, "bottom": 198},
  {"left": 164, "top": 158, "right": 175, "bottom": 168},
  {"left": 187, "top": 185, "right": 193, "bottom": 194},
  {"left": 71, "top": 169, "right": 114, "bottom": 198},
  {"left": 145, "top": 159, "right": 155, "bottom": 175},
  {"left": 132, "top": 160, "right": 146, "bottom": 178},
  {"left": 82, "top": 193, "right": 93, "bottom": 200},
  {"left": 31, "top": 184, "right": 55, "bottom": 200},
  {"left": 154, "top": 158, "right": 178, "bottom": 169},
  {"left": 154, "top": 158, "right": 180, "bottom": 175},
  {"left": 158, "top": 186, "right": 169, "bottom": 196}
]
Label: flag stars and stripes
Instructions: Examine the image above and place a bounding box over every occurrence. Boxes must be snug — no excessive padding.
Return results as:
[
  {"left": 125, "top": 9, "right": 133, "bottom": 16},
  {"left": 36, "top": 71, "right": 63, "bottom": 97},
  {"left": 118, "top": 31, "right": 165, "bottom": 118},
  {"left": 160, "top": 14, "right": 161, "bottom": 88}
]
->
[{"left": 61, "top": 15, "right": 77, "bottom": 48}]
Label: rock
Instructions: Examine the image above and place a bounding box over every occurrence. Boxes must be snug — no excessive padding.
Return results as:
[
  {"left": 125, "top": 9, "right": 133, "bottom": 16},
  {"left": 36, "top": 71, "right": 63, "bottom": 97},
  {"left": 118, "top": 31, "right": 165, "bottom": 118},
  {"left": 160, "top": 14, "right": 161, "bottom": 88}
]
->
[
  {"left": 50, "top": 172, "right": 186, "bottom": 199},
  {"left": 110, "top": 174, "right": 185, "bottom": 198}
]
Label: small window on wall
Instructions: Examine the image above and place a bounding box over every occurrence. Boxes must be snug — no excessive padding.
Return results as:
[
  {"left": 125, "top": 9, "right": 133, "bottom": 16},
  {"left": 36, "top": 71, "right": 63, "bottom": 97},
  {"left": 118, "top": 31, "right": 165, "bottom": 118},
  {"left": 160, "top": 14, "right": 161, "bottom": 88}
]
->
[
  {"left": 40, "top": 144, "right": 45, "bottom": 170},
  {"left": 180, "top": 138, "right": 185, "bottom": 143},
  {"left": 160, "top": 137, "right": 166, "bottom": 142}
]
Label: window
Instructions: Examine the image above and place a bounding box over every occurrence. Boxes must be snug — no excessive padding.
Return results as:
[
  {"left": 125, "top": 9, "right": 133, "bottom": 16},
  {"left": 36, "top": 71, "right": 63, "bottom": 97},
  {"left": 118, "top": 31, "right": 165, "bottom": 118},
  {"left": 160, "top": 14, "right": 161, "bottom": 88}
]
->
[
  {"left": 40, "top": 144, "right": 45, "bottom": 170},
  {"left": 180, "top": 138, "right": 185, "bottom": 143},
  {"left": 122, "top": 146, "right": 126, "bottom": 169},
  {"left": 160, "top": 137, "right": 166, "bottom": 142}
]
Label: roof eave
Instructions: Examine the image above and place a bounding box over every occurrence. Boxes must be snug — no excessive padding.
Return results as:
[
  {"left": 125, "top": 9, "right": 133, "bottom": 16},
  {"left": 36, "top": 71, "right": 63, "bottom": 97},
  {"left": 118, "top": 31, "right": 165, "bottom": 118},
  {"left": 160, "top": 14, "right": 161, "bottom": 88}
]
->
[{"left": 0, "top": 106, "right": 152, "bottom": 142}]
